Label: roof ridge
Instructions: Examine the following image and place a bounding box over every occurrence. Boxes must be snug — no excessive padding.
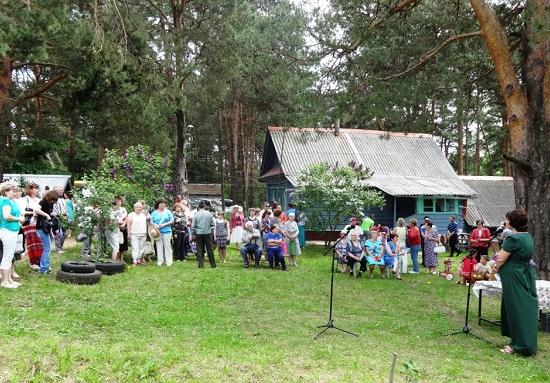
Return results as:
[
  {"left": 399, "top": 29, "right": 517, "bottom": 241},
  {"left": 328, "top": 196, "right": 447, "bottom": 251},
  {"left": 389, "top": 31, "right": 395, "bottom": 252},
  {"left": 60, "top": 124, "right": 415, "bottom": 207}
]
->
[
  {"left": 267, "top": 126, "right": 433, "bottom": 138},
  {"left": 459, "top": 175, "right": 514, "bottom": 180}
]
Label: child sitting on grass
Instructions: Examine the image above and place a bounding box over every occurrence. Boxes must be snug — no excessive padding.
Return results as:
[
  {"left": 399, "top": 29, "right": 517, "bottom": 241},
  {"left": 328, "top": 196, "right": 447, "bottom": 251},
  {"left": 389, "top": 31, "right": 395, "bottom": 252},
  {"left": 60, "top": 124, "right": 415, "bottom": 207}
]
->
[
  {"left": 475, "top": 255, "right": 492, "bottom": 280},
  {"left": 458, "top": 249, "right": 478, "bottom": 285}
]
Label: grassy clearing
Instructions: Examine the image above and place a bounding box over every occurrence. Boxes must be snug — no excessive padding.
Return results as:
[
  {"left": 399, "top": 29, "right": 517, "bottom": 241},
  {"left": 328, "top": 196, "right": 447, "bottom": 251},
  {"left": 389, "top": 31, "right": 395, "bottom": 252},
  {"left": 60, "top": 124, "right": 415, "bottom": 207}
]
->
[{"left": 0, "top": 246, "right": 549, "bottom": 382}]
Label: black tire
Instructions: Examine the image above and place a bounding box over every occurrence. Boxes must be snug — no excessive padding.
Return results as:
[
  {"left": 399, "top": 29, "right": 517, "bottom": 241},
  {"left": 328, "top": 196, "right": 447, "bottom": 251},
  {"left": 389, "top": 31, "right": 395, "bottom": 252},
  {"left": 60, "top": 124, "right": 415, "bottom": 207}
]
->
[
  {"left": 61, "top": 260, "right": 96, "bottom": 274},
  {"left": 56, "top": 269, "right": 102, "bottom": 285},
  {"left": 93, "top": 260, "right": 126, "bottom": 275}
]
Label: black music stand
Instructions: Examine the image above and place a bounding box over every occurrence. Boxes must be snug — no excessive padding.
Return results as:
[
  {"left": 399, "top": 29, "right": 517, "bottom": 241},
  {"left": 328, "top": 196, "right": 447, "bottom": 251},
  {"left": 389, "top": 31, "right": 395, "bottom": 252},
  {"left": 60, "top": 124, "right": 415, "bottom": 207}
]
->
[{"left": 314, "top": 231, "right": 358, "bottom": 339}]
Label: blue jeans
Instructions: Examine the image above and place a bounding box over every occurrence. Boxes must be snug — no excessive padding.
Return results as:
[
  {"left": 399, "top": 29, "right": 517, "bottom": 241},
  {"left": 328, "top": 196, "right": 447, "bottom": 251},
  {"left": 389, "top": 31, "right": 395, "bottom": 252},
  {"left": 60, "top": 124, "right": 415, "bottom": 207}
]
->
[
  {"left": 267, "top": 247, "right": 286, "bottom": 270},
  {"left": 409, "top": 245, "right": 421, "bottom": 272},
  {"left": 240, "top": 245, "right": 262, "bottom": 267},
  {"left": 37, "top": 229, "right": 51, "bottom": 273}
]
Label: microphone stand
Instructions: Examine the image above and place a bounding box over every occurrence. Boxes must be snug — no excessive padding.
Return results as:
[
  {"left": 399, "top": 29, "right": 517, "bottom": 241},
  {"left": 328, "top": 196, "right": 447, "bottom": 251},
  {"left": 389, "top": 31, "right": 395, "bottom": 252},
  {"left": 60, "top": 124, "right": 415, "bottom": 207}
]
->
[
  {"left": 445, "top": 254, "right": 484, "bottom": 341},
  {"left": 314, "top": 226, "right": 358, "bottom": 339}
]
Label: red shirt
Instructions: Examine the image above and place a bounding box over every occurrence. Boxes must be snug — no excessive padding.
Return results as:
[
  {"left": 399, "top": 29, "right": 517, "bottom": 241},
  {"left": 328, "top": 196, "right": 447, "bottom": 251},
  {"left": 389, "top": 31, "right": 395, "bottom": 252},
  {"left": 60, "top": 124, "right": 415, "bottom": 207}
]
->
[
  {"left": 230, "top": 212, "right": 244, "bottom": 229},
  {"left": 470, "top": 227, "right": 491, "bottom": 248},
  {"left": 460, "top": 257, "right": 478, "bottom": 273},
  {"left": 407, "top": 226, "right": 421, "bottom": 246}
]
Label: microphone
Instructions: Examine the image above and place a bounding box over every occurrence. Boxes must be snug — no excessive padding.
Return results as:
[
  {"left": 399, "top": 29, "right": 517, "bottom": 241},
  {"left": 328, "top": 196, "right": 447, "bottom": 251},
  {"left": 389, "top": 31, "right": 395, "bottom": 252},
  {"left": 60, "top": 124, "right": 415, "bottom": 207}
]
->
[{"left": 347, "top": 224, "right": 355, "bottom": 233}]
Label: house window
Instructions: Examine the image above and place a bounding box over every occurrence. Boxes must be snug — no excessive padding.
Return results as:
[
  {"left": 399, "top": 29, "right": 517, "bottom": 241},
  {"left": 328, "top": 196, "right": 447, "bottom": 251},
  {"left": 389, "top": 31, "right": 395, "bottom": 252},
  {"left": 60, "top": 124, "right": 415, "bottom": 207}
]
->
[
  {"left": 423, "top": 198, "right": 456, "bottom": 213},
  {"left": 423, "top": 198, "right": 434, "bottom": 212}
]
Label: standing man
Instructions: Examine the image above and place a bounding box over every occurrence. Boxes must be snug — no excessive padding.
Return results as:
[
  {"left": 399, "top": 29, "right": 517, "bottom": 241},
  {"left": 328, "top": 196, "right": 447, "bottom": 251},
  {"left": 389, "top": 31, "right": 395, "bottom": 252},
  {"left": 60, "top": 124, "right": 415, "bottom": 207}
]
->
[
  {"left": 447, "top": 216, "right": 460, "bottom": 257},
  {"left": 53, "top": 186, "right": 67, "bottom": 254},
  {"left": 191, "top": 201, "right": 216, "bottom": 268}
]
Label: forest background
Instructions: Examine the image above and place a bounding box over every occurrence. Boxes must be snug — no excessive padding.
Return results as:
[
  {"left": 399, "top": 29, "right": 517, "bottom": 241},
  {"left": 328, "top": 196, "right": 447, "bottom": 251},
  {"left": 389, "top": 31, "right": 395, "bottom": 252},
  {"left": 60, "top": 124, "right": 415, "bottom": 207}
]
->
[
  {"left": 0, "top": 0, "right": 524, "bottom": 201},
  {"left": 1, "top": 0, "right": 548, "bottom": 277}
]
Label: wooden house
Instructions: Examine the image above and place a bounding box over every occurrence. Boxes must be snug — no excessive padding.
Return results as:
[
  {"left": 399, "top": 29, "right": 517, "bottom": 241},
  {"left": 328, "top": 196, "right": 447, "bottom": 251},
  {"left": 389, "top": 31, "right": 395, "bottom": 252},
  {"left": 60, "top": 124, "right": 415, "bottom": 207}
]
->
[
  {"left": 459, "top": 176, "right": 515, "bottom": 231},
  {"left": 259, "top": 127, "right": 476, "bottom": 234}
]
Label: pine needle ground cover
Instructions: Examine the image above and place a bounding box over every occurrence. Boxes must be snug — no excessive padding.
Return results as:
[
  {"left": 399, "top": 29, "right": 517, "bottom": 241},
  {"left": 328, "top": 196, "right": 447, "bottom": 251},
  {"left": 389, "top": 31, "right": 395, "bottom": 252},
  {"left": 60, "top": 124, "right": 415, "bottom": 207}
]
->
[{"left": 1, "top": 247, "right": 548, "bottom": 382}]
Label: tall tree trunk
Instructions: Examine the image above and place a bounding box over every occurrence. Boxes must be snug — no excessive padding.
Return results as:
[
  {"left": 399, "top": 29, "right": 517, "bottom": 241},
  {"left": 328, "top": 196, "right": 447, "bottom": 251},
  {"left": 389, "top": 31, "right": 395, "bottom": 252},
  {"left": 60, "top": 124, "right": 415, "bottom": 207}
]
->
[
  {"left": 230, "top": 88, "right": 241, "bottom": 203},
  {"left": 171, "top": 1, "right": 191, "bottom": 200},
  {"left": 0, "top": 56, "right": 11, "bottom": 113},
  {"left": 456, "top": 120, "right": 464, "bottom": 174},
  {"left": 470, "top": 0, "right": 549, "bottom": 279},
  {"left": 0, "top": 56, "right": 12, "bottom": 181},
  {"left": 474, "top": 123, "right": 481, "bottom": 175},
  {"left": 97, "top": 144, "right": 105, "bottom": 165},
  {"left": 67, "top": 115, "right": 78, "bottom": 174},
  {"left": 173, "top": 108, "right": 188, "bottom": 198}
]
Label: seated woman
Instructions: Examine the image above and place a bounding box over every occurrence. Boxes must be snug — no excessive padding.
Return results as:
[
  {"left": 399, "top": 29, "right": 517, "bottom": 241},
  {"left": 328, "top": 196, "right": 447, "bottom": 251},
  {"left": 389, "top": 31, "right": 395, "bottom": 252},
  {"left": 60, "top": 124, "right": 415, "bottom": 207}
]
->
[
  {"left": 364, "top": 230, "right": 385, "bottom": 278},
  {"left": 346, "top": 232, "right": 366, "bottom": 277},
  {"left": 335, "top": 229, "right": 349, "bottom": 273}
]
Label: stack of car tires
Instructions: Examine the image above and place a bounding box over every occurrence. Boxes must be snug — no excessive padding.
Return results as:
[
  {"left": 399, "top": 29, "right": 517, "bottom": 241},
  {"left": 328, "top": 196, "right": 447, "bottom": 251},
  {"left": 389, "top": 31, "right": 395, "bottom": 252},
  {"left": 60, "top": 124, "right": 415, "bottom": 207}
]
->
[
  {"left": 92, "top": 260, "right": 126, "bottom": 275},
  {"left": 56, "top": 259, "right": 127, "bottom": 285},
  {"left": 56, "top": 261, "right": 102, "bottom": 285}
]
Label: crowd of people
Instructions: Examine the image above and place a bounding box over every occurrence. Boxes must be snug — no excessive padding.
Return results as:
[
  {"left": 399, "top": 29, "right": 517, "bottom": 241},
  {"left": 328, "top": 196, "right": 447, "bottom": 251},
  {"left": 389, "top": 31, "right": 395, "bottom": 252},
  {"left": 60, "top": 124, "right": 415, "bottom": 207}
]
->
[
  {"left": 334, "top": 214, "right": 450, "bottom": 279},
  {"left": 0, "top": 181, "right": 539, "bottom": 355},
  {"left": 0, "top": 181, "right": 309, "bottom": 287},
  {"left": 0, "top": 182, "right": 74, "bottom": 288}
]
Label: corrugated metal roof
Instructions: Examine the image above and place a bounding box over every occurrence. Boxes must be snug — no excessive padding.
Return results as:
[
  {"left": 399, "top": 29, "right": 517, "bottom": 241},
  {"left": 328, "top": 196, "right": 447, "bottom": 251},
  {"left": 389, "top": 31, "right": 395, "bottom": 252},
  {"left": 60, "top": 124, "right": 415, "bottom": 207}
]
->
[
  {"left": 267, "top": 127, "right": 475, "bottom": 197},
  {"left": 460, "top": 176, "right": 515, "bottom": 227},
  {"left": 2, "top": 174, "right": 71, "bottom": 192}
]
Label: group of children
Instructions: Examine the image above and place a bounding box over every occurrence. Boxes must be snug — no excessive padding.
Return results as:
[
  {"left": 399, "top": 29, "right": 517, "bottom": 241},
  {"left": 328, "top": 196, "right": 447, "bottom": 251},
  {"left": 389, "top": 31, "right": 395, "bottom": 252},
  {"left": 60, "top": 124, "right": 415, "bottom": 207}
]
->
[{"left": 457, "top": 250, "right": 495, "bottom": 284}]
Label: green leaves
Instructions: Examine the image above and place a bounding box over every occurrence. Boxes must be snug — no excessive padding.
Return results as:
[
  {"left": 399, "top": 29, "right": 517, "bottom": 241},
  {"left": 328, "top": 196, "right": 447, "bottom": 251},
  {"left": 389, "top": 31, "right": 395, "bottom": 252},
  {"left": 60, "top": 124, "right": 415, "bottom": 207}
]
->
[{"left": 294, "top": 162, "right": 384, "bottom": 231}]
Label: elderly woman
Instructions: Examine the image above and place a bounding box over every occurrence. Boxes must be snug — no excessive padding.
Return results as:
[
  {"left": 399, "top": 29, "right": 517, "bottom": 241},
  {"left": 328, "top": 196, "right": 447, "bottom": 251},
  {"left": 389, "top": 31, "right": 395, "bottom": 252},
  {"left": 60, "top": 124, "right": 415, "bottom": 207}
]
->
[
  {"left": 346, "top": 232, "right": 366, "bottom": 277},
  {"left": 364, "top": 230, "right": 385, "bottom": 278},
  {"left": 283, "top": 212, "right": 301, "bottom": 267},
  {"left": 422, "top": 222, "right": 439, "bottom": 274},
  {"left": 335, "top": 230, "right": 349, "bottom": 273},
  {"left": 494, "top": 210, "right": 537, "bottom": 356},
  {"left": 151, "top": 199, "right": 174, "bottom": 266},
  {"left": 0, "top": 183, "right": 25, "bottom": 288},
  {"left": 127, "top": 201, "right": 148, "bottom": 266}
]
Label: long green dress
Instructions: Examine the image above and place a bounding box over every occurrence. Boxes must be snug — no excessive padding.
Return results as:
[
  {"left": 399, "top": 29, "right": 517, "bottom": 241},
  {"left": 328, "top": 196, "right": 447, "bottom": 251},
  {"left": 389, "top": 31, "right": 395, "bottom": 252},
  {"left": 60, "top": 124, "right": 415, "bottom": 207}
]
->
[{"left": 499, "top": 232, "right": 538, "bottom": 356}]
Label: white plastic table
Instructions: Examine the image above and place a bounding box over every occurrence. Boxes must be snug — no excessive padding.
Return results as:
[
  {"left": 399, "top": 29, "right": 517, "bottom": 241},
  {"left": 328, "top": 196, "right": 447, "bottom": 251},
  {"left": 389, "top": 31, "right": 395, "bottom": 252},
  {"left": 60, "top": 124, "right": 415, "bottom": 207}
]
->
[{"left": 473, "top": 280, "right": 550, "bottom": 326}]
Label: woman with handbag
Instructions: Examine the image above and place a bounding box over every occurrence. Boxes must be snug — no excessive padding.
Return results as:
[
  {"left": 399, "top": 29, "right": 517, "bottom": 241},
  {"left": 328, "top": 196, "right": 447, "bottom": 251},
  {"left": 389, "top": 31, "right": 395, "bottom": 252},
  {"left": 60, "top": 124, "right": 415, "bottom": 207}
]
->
[
  {"left": 422, "top": 222, "right": 439, "bottom": 274},
  {"left": 150, "top": 199, "right": 174, "bottom": 266},
  {"left": 34, "top": 190, "right": 59, "bottom": 274}
]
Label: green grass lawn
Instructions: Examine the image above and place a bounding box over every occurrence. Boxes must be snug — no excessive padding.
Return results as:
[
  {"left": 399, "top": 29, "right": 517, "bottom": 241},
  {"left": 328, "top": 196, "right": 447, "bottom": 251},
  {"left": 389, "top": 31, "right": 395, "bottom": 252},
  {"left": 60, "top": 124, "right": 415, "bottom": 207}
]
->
[{"left": 1, "top": 246, "right": 549, "bottom": 382}]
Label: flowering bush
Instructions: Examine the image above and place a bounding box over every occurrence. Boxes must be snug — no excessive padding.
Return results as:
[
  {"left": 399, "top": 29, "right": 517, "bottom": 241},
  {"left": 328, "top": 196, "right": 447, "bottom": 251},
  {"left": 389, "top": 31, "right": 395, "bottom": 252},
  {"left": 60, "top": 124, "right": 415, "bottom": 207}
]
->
[
  {"left": 75, "top": 146, "right": 172, "bottom": 255},
  {"left": 94, "top": 145, "right": 171, "bottom": 204},
  {"left": 294, "top": 162, "right": 385, "bottom": 233}
]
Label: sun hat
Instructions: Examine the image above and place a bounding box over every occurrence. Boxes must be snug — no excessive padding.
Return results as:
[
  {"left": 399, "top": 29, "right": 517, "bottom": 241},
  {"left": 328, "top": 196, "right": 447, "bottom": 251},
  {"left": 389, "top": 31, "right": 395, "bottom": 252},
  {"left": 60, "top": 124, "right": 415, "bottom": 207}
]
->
[{"left": 148, "top": 226, "right": 161, "bottom": 240}]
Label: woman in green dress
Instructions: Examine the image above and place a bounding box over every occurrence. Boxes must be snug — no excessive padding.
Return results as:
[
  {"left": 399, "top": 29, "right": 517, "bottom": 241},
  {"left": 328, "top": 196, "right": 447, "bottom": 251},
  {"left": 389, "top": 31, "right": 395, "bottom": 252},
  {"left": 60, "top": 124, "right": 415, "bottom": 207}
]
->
[{"left": 494, "top": 209, "right": 538, "bottom": 356}]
